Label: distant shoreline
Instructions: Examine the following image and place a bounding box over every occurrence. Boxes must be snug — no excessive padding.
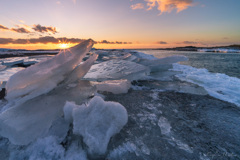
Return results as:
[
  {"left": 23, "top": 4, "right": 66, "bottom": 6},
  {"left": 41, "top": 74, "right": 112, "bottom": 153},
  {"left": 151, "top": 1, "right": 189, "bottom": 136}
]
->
[{"left": 0, "top": 44, "right": 240, "bottom": 59}]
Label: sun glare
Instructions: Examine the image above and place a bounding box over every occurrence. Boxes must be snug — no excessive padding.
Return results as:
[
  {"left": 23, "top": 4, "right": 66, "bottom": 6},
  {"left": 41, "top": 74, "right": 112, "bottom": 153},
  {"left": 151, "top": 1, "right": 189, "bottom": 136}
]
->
[
  {"left": 58, "top": 39, "right": 72, "bottom": 49},
  {"left": 60, "top": 43, "right": 69, "bottom": 49}
]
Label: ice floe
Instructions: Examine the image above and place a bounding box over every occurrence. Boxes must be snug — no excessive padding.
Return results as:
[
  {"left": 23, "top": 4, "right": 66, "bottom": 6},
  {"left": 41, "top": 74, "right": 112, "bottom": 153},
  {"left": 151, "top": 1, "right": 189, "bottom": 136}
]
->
[
  {"left": 84, "top": 59, "right": 150, "bottom": 81},
  {"left": 173, "top": 63, "right": 240, "bottom": 106}
]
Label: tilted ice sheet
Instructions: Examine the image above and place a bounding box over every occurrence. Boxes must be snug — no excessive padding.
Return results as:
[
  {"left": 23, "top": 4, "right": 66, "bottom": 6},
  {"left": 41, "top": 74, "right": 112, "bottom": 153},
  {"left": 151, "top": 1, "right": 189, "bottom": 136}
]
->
[
  {"left": 5, "top": 39, "right": 94, "bottom": 104},
  {"left": 172, "top": 63, "right": 240, "bottom": 106},
  {"left": 84, "top": 59, "right": 150, "bottom": 81},
  {"left": 64, "top": 96, "right": 128, "bottom": 157}
]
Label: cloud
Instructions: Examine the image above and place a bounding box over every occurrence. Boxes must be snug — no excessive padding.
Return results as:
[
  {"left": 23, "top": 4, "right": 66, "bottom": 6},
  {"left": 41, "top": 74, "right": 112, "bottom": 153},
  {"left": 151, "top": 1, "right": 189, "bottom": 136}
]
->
[
  {"left": 19, "top": 20, "right": 25, "bottom": 23},
  {"left": 182, "top": 41, "right": 198, "bottom": 44},
  {"left": 0, "top": 25, "right": 9, "bottom": 30},
  {"left": 133, "top": 0, "right": 194, "bottom": 14},
  {"left": 98, "top": 40, "right": 132, "bottom": 44},
  {"left": 0, "top": 23, "right": 58, "bottom": 35},
  {"left": 11, "top": 27, "right": 31, "bottom": 33},
  {"left": 156, "top": 41, "right": 167, "bottom": 44},
  {"left": 32, "top": 24, "right": 58, "bottom": 34},
  {"left": 0, "top": 37, "right": 132, "bottom": 45},
  {"left": 0, "top": 38, "right": 13, "bottom": 44},
  {"left": 131, "top": 3, "right": 144, "bottom": 10}
]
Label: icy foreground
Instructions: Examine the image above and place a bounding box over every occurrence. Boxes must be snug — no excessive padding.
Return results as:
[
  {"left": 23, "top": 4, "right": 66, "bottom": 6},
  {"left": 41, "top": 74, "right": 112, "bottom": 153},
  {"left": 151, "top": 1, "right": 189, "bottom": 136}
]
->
[{"left": 0, "top": 41, "right": 240, "bottom": 159}]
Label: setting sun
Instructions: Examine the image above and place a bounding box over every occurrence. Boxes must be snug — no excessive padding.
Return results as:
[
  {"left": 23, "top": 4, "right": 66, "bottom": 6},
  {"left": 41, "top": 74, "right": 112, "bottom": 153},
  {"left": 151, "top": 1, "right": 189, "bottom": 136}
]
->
[{"left": 59, "top": 43, "right": 70, "bottom": 49}]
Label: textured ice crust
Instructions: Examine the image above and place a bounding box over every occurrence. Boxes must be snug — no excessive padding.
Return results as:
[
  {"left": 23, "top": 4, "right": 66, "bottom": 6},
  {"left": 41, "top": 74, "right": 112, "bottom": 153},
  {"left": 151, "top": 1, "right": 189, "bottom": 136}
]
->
[
  {"left": 84, "top": 59, "right": 151, "bottom": 81},
  {"left": 64, "top": 96, "right": 128, "bottom": 157},
  {"left": 5, "top": 39, "right": 94, "bottom": 104}
]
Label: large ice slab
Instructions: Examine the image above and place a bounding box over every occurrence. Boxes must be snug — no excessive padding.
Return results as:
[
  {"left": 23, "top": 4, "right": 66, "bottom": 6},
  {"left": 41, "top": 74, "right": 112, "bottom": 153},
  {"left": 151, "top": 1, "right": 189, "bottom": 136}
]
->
[
  {"left": 64, "top": 96, "right": 128, "bottom": 157},
  {"left": 5, "top": 39, "right": 94, "bottom": 104},
  {"left": 0, "top": 80, "right": 96, "bottom": 145},
  {"left": 84, "top": 59, "right": 150, "bottom": 81},
  {"left": 138, "top": 55, "right": 188, "bottom": 72}
]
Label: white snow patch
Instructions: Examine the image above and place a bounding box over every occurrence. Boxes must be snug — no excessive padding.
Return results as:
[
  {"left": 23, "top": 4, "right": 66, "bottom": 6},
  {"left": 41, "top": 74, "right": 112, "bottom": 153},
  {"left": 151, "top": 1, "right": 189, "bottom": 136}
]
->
[
  {"left": 158, "top": 117, "right": 172, "bottom": 135},
  {"left": 107, "top": 142, "right": 138, "bottom": 158}
]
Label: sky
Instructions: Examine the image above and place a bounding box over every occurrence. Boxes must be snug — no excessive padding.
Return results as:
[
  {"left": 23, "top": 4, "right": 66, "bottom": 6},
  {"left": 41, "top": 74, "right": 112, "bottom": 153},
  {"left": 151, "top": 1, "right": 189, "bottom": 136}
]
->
[{"left": 0, "top": 0, "right": 240, "bottom": 49}]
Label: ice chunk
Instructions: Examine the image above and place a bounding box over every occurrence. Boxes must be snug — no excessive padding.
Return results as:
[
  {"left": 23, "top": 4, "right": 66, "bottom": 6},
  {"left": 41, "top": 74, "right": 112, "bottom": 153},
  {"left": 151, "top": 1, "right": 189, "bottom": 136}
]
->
[
  {"left": 2, "top": 59, "right": 24, "bottom": 66},
  {"left": 9, "top": 136, "right": 65, "bottom": 160},
  {"left": 158, "top": 117, "right": 171, "bottom": 136},
  {"left": 0, "top": 80, "right": 96, "bottom": 145},
  {"left": 131, "top": 51, "right": 157, "bottom": 60},
  {"left": 0, "top": 65, "right": 6, "bottom": 71},
  {"left": 5, "top": 39, "right": 94, "bottom": 104},
  {"left": 65, "top": 53, "right": 98, "bottom": 84},
  {"left": 0, "top": 67, "right": 25, "bottom": 82},
  {"left": 64, "top": 96, "right": 128, "bottom": 157},
  {"left": 172, "top": 63, "right": 240, "bottom": 106},
  {"left": 92, "top": 79, "right": 131, "bottom": 94},
  {"left": 138, "top": 55, "right": 188, "bottom": 72},
  {"left": 84, "top": 59, "right": 150, "bottom": 81}
]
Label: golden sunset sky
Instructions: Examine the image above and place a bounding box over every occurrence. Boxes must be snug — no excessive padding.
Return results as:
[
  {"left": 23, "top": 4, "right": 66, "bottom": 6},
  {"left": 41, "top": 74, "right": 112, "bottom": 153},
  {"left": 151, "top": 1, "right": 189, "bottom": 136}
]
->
[{"left": 0, "top": 0, "right": 240, "bottom": 49}]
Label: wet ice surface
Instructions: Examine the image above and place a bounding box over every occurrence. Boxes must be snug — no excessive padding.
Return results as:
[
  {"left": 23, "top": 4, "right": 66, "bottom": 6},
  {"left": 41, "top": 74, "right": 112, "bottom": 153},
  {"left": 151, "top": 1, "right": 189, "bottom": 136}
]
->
[{"left": 0, "top": 45, "right": 240, "bottom": 160}]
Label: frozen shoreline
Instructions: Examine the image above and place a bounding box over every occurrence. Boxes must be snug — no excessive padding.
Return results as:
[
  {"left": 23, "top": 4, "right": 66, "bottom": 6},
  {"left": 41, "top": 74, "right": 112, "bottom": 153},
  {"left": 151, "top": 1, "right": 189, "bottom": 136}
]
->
[{"left": 0, "top": 41, "right": 240, "bottom": 159}]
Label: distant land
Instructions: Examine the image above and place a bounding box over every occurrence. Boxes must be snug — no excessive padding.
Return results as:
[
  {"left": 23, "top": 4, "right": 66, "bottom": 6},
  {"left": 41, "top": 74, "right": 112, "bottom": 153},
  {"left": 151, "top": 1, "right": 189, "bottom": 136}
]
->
[
  {"left": 138, "top": 44, "right": 240, "bottom": 51},
  {"left": 0, "top": 44, "right": 240, "bottom": 59}
]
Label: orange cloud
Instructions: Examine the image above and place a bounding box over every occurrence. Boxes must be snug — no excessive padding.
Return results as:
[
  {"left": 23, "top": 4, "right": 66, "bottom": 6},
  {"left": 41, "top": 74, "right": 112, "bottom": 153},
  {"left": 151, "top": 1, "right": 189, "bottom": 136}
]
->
[
  {"left": 131, "top": 3, "right": 144, "bottom": 10},
  {"left": 136, "top": 0, "right": 194, "bottom": 14}
]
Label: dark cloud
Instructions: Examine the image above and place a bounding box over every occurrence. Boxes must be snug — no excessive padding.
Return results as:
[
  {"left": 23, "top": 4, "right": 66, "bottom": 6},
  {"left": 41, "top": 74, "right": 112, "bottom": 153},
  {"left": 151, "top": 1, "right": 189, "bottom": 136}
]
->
[
  {"left": 0, "top": 25, "right": 9, "bottom": 30},
  {"left": 98, "top": 40, "right": 132, "bottom": 44},
  {"left": 11, "top": 27, "right": 31, "bottom": 33},
  {"left": 0, "top": 37, "right": 132, "bottom": 45},
  {"left": 12, "top": 39, "right": 29, "bottom": 44},
  {"left": 0, "top": 38, "right": 13, "bottom": 44},
  {"left": 182, "top": 41, "right": 198, "bottom": 44},
  {"left": 156, "top": 41, "right": 167, "bottom": 44},
  {"left": 29, "top": 36, "right": 59, "bottom": 44},
  {"left": 32, "top": 24, "right": 57, "bottom": 34}
]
